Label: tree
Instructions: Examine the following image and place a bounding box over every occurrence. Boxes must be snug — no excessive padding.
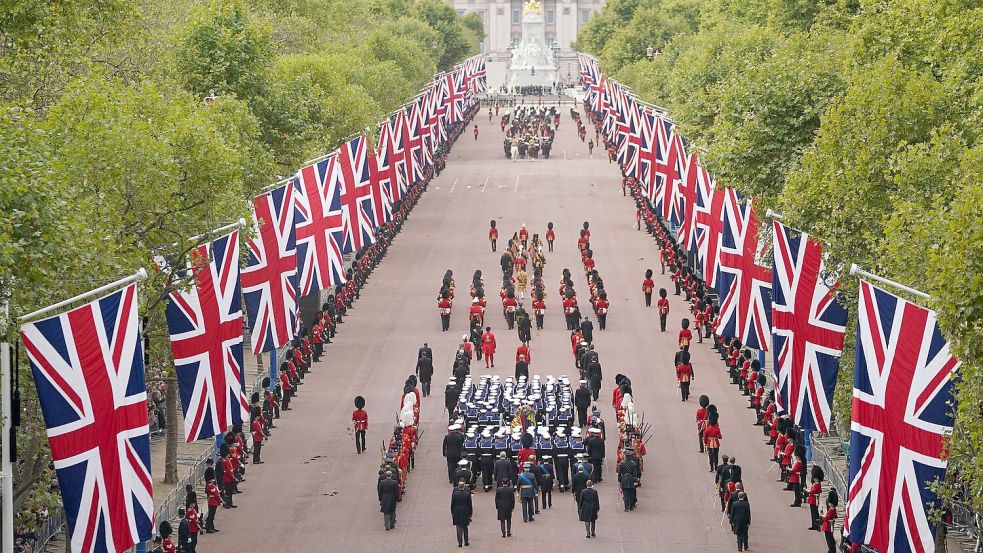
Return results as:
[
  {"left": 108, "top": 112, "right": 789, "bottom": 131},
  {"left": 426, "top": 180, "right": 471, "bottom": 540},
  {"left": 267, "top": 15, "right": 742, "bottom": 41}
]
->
[
  {"left": 173, "top": 1, "right": 274, "bottom": 103},
  {"left": 461, "top": 12, "right": 485, "bottom": 42},
  {"left": 412, "top": 0, "right": 479, "bottom": 70}
]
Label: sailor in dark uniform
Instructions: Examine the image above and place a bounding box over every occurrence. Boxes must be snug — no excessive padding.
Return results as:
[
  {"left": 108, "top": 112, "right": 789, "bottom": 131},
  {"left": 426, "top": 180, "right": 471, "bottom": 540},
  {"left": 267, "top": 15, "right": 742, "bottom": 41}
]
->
[
  {"left": 554, "top": 427, "right": 571, "bottom": 491},
  {"left": 454, "top": 458, "right": 475, "bottom": 490},
  {"left": 478, "top": 429, "right": 496, "bottom": 491}
]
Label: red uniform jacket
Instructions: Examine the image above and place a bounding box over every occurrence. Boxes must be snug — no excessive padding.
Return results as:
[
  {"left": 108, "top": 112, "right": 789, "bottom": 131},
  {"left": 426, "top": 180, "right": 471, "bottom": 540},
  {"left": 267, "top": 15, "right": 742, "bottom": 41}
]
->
[
  {"left": 594, "top": 299, "right": 609, "bottom": 315},
  {"left": 821, "top": 507, "right": 837, "bottom": 532},
  {"left": 696, "top": 407, "right": 708, "bottom": 432},
  {"left": 480, "top": 331, "right": 497, "bottom": 353},
  {"left": 678, "top": 328, "right": 692, "bottom": 348},
  {"left": 461, "top": 341, "right": 473, "bottom": 359},
  {"left": 532, "top": 299, "right": 546, "bottom": 315},
  {"left": 251, "top": 419, "right": 264, "bottom": 444},
  {"left": 519, "top": 228, "right": 528, "bottom": 241},
  {"left": 562, "top": 297, "right": 577, "bottom": 315},
  {"left": 438, "top": 298, "right": 452, "bottom": 315},
  {"left": 676, "top": 363, "right": 693, "bottom": 382},
  {"left": 546, "top": 229, "right": 555, "bottom": 242},
  {"left": 516, "top": 345, "right": 531, "bottom": 363},
  {"left": 807, "top": 481, "right": 821, "bottom": 505},
  {"left": 489, "top": 227, "right": 498, "bottom": 240},
  {"left": 206, "top": 482, "right": 221, "bottom": 507},
  {"left": 703, "top": 424, "right": 722, "bottom": 449},
  {"left": 503, "top": 297, "right": 518, "bottom": 313},
  {"left": 657, "top": 298, "right": 669, "bottom": 315},
  {"left": 642, "top": 278, "right": 655, "bottom": 294},
  {"left": 352, "top": 409, "right": 368, "bottom": 431},
  {"left": 789, "top": 460, "right": 803, "bottom": 483},
  {"left": 221, "top": 458, "right": 235, "bottom": 483}
]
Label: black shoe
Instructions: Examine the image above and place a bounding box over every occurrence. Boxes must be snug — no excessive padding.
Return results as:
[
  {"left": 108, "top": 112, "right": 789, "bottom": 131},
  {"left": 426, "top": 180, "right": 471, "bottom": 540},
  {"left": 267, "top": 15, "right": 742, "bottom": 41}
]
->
[{"left": 591, "top": 533, "right": 596, "bottom": 537}]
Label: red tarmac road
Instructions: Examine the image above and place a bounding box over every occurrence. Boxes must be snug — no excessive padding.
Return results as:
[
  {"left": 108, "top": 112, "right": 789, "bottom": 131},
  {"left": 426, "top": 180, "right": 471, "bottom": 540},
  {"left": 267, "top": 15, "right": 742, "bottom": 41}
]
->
[{"left": 205, "top": 106, "right": 820, "bottom": 552}]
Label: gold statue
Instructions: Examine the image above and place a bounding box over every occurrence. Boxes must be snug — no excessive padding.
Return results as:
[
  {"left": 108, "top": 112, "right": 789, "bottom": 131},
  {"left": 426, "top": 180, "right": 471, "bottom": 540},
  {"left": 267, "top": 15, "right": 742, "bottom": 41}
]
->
[{"left": 523, "top": 0, "right": 542, "bottom": 18}]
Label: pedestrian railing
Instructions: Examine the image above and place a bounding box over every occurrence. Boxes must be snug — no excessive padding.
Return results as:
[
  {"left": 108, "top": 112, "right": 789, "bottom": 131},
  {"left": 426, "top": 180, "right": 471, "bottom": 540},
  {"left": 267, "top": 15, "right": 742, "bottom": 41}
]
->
[{"left": 31, "top": 507, "right": 65, "bottom": 552}]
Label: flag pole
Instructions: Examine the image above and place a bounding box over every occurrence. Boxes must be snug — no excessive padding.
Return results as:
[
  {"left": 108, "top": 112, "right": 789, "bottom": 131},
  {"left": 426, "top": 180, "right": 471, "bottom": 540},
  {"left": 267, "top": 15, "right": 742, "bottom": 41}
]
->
[
  {"left": 849, "top": 264, "right": 930, "bottom": 300},
  {"left": 1, "top": 300, "right": 13, "bottom": 553},
  {"left": 18, "top": 268, "right": 150, "bottom": 324},
  {"left": 186, "top": 218, "right": 247, "bottom": 245}
]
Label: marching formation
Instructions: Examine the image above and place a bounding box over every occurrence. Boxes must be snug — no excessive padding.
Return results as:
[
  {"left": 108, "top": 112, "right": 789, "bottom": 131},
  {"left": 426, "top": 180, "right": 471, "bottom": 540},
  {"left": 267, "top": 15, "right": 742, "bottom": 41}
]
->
[
  {"left": 580, "top": 51, "right": 962, "bottom": 553},
  {"left": 502, "top": 107, "right": 558, "bottom": 160}
]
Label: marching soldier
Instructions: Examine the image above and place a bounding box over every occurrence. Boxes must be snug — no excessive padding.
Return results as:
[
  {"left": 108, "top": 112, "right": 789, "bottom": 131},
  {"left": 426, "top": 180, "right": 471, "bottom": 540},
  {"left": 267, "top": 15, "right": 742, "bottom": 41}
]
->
[
  {"left": 504, "top": 290, "right": 518, "bottom": 330},
  {"left": 675, "top": 351, "right": 694, "bottom": 402},
  {"left": 489, "top": 220, "right": 498, "bottom": 252},
  {"left": 438, "top": 292, "right": 452, "bottom": 331},
  {"left": 657, "top": 288, "right": 669, "bottom": 331},
  {"left": 517, "top": 303, "right": 532, "bottom": 343},
  {"left": 642, "top": 270, "right": 655, "bottom": 307},
  {"left": 532, "top": 293, "right": 546, "bottom": 330},
  {"left": 443, "top": 425, "right": 466, "bottom": 483},
  {"left": 352, "top": 396, "right": 368, "bottom": 454},
  {"left": 545, "top": 222, "right": 555, "bottom": 252},
  {"left": 595, "top": 291, "right": 609, "bottom": 330}
]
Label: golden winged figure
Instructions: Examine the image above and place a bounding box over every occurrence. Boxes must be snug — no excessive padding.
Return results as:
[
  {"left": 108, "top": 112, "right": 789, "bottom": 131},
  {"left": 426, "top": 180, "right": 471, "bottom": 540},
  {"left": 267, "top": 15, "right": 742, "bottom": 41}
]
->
[{"left": 523, "top": 0, "right": 543, "bottom": 17}]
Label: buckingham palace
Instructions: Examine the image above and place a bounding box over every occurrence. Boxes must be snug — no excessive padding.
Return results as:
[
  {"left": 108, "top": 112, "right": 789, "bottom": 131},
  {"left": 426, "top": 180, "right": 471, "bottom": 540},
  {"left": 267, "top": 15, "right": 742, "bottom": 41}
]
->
[{"left": 447, "top": 0, "right": 604, "bottom": 56}]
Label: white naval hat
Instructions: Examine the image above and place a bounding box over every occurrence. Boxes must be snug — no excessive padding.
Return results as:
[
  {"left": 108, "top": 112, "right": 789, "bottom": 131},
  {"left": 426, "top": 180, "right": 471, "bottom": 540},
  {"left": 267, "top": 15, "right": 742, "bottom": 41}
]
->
[
  {"left": 449, "top": 424, "right": 462, "bottom": 431},
  {"left": 458, "top": 459, "right": 469, "bottom": 466}
]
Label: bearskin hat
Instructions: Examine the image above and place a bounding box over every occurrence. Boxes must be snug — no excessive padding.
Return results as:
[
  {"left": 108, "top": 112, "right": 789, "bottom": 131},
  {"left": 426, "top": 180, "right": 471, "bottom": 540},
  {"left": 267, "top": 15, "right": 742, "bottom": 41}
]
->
[
  {"left": 681, "top": 318, "right": 690, "bottom": 329},
  {"left": 707, "top": 404, "right": 718, "bottom": 416},
  {"left": 250, "top": 391, "right": 260, "bottom": 404},
  {"left": 521, "top": 433, "right": 534, "bottom": 448},
  {"left": 262, "top": 376, "right": 271, "bottom": 388},
  {"left": 699, "top": 395, "right": 710, "bottom": 408},
  {"left": 811, "top": 465, "right": 825, "bottom": 482},
  {"left": 827, "top": 488, "right": 839, "bottom": 507},
  {"left": 645, "top": 269, "right": 653, "bottom": 279},
  {"left": 548, "top": 221, "right": 554, "bottom": 229},
  {"left": 620, "top": 382, "right": 632, "bottom": 396},
  {"left": 795, "top": 445, "right": 807, "bottom": 460},
  {"left": 408, "top": 375, "right": 418, "bottom": 386},
  {"left": 507, "top": 288, "right": 515, "bottom": 298},
  {"left": 250, "top": 405, "right": 261, "bottom": 419},
  {"left": 599, "top": 290, "right": 608, "bottom": 300},
  {"left": 580, "top": 229, "right": 586, "bottom": 237},
  {"left": 659, "top": 287, "right": 667, "bottom": 298},
  {"left": 159, "top": 520, "right": 173, "bottom": 537},
  {"left": 490, "top": 220, "right": 496, "bottom": 228},
  {"left": 750, "top": 359, "right": 761, "bottom": 371},
  {"left": 680, "top": 351, "right": 691, "bottom": 364},
  {"left": 583, "top": 221, "right": 590, "bottom": 230},
  {"left": 615, "top": 374, "right": 625, "bottom": 386},
  {"left": 708, "top": 411, "right": 720, "bottom": 426},
  {"left": 565, "top": 289, "right": 574, "bottom": 299},
  {"left": 219, "top": 443, "right": 230, "bottom": 457}
]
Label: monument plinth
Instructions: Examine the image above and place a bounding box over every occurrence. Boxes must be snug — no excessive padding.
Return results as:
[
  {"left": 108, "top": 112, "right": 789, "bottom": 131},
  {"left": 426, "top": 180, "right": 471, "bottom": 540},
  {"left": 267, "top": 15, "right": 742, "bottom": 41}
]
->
[{"left": 506, "top": 0, "right": 558, "bottom": 89}]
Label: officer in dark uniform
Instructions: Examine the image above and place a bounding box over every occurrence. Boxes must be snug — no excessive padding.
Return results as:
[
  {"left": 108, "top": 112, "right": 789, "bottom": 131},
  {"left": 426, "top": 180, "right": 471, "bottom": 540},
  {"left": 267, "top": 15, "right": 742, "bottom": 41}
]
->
[
  {"left": 575, "top": 381, "right": 592, "bottom": 427},
  {"left": 585, "top": 428, "right": 605, "bottom": 483},
  {"left": 443, "top": 425, "right": 466, "bottom": 483},
  {"left": 454, "top": 458, "right": 475, "bottom": 490},
  {"left": 554, "top": 429, "right": 571, "bottom": 492},
  {"left": 494, "top": 451, "right": 513, "bottom": 485}
]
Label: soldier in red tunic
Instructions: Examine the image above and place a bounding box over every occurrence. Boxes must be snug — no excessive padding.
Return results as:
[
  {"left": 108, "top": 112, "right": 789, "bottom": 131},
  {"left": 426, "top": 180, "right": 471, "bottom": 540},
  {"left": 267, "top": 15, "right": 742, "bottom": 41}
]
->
[
  {"left": 594, "top": 291, "right": 609, "bottom": 330},
  {"left": 489, "top": 220, "right": 499, "bottom": 252},
  {"left": 532, "top": 294, "right": 546, "bottom": 330},
  {"left": 519, "top": 224, "right": 529, "bottom": 248},
  {"left": 678, "top": 318, "right": 693, "bottom": 351},
  {"left": 545, "top": 222, "right": 555, "bottom": 252},
  {"left": 696, "top": 395, "right": 709, "bottom": 453},
  {"left": 675, "top": 351, "right": 694, "bottom": 401},
  {"left": 438, "top": 291, "right": 453, "bottom": 331},
  {"left": 657, "top": 288, "right": 670, "bottom": 331},
  {"left": 352, "top": 396, "right": 368, "bottom": 454},
  {"left": 642, "top": 270, "right": 655, "bottom": 307}
]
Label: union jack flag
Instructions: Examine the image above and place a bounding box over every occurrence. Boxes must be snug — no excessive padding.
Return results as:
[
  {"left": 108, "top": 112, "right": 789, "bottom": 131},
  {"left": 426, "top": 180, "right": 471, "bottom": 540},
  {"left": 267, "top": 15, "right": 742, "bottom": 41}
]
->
[
  {"left": 615, "top": 94, "right": 643, "bottom": 175},
  {"left": 166, "top": 231, "right": 250, "bottom": 443},
  {"left": 462, "top": 55, "right": 486, "bottom": 93},
  {"left": 713, "top": 189, "right": 772, "bottom": 350},
  {"left": 637, "top": 108, "right": 661, "bottom": 202},
  {"left": 20, "top": 283, "right": 154, "bottom": 553},
  {"left": 427, "top": 82, "right": 448, "bottom": 151},
  {"left": 387, "top": 111, "right": 410, "bottom": 195},
  {"left": 369, "top": 123, "right": 396, "bottom": 226},
  {"left": 676, "top": 153, "right": 711, "bottom": 253},
  {"left": 441, "top": 70, "right": 466, "bottom": 125},
  {"left": 652, "top": 118, "right": 686, "bottom": 227},
  {"left": 691, "top": 176, "right": 724, "bottom": 287},
  {"left": 845, "top": 280, "right": 960, "bottom": 553},
  {"left": 242, "top": 183, "right": 299, "bottom": 355},
  {"left": 403, "top": 103, "right": 425, "bottom": 183},
  {"left": 771, "top": 221, "right": 847, "bottom": 432},
  {"left": 332, "top": 135, "right": 377, "bottom": 253},
  {"left": 294, "top": 156, "right": 346, "bottom": 294},
  {"left": 579, "top": 53, "right": 599, "bottom": 93}
]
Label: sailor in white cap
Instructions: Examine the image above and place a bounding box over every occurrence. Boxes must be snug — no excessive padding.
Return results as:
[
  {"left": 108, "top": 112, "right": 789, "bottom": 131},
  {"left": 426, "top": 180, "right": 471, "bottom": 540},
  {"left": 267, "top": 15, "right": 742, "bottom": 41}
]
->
[
  {"left": 453, "top": 458, "right": 475, "bottom": 490},
  {"left": 443, "top": 424, "right": 466, "bottom": 483}
]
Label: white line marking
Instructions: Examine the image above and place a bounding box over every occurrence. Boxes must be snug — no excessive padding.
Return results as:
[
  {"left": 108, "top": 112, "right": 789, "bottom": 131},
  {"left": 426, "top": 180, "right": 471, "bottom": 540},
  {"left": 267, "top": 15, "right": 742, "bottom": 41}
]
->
[
  {"left": 481, "top": 176, "right": 489, "bottom": 192},
  {"left": 449, "top": 176, "right": 459, "bottom": 194},
  {"left": 513, "top": 175, "right": 519, "bottom": 192}
]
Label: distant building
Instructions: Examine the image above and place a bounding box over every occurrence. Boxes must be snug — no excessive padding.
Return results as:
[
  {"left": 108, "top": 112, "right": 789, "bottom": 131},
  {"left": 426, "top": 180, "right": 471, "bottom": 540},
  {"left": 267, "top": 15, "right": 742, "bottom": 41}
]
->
[{"left": 447, "top": 0, "right": 604, "bottom": 56}]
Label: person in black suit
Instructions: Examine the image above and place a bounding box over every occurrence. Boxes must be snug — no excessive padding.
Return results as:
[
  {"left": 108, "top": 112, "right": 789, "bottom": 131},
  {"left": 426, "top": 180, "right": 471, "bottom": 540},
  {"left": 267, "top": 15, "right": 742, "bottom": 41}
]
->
[
  {"left": 575, "top": 382, "right": 592, "bottom": 427},
  {"left": 493, "top": 452, "right": 513, "bottom": 485},
  {"left": 731, "top": 492, "right": 752, "bottom": 551},
  {"left": 571, "top": 463, "right": 588, "bottom": 509},
  {"left": 495, "top": 479, "right": 516, "bottom": 537},
  {"left": 579, "top": 480, "right": 600, "bottom": 538},
  {"left": 451, "top": 482, "right": 473, "bottom": 547},
  {"left": 378, "top": 471, "right": 399, "bottom": 531},
  {"left": 418, "top": 342, "right": 433, "bottom": 360},
  {"left": 443, "top": 425, "right": 466, "bottom": 483},
  {"left": 416, "top": 355, "right": 434, "bottom": 397}
]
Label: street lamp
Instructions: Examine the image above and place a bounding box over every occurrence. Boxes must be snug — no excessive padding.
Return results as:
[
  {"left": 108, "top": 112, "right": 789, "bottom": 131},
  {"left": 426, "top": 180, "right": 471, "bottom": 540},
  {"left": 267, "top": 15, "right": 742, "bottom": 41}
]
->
[
  {"left": 645, "top": 46, "right": 661, "bottom": 61},
  {"left": 204, "top": 88, "right": 218, "bottom": 105}
]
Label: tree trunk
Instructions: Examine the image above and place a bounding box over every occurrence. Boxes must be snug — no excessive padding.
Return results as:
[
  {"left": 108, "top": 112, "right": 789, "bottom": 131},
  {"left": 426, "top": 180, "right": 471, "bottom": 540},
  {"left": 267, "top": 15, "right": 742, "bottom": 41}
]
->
[{"left": 164, "top": 378, "right": 178, "bottom": 484}]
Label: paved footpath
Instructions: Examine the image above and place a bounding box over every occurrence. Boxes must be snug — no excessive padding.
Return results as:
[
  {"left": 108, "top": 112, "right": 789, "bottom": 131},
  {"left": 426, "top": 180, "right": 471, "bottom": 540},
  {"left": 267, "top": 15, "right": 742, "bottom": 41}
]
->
[{"left": 205, "top": 104, "right": 823, "bottom": 552}]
